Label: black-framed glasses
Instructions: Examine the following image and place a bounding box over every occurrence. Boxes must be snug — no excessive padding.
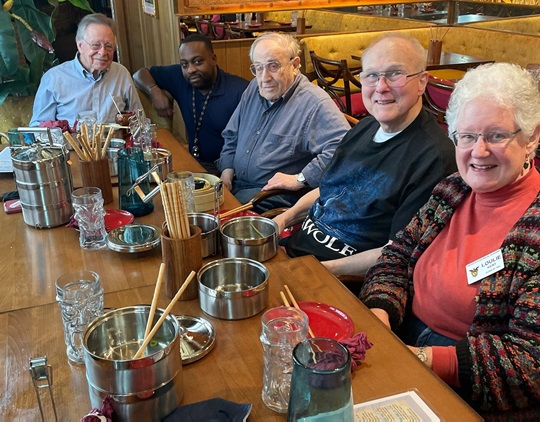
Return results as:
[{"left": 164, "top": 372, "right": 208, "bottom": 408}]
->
[
  {"left": 450, "top": 129, "right": 522, "bottom": 149},
  {"left": 249, "top": 58, "right": 293, "bottom": 76},
  {"left": 359, "top": 70, "right": 423, "bottom": 87},
  {"left": 83, "top": 39, "right": 115, "bottom": 52}
]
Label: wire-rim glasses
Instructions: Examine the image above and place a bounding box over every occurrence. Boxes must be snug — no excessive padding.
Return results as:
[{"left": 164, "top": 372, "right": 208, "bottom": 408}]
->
[
  {"left": 82, "top": 39, "right": 115, "bottom": 53},
  {"left": 250, "top": 58, "right": 294, "bottom": 76},
  {"left": 450, "top": 129, "right": 522, "bottom": 149},
  {"left": 359, "top": 70, "right": 423, "bottom": 87}
]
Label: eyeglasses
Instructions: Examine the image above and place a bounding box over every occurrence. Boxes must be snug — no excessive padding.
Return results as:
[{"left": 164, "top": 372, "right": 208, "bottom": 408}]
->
[
  {"left": 83, "top": 39, "right": 115, "bottom": 52},
  {"left": 450, "top": 129, "right": 522, "bottom": 149},
  {"left": 249, "top": 59, "right": 293, "bottom": 76},
  {"left": 359, "top": 70, "right": 423, "bottom": 87}
]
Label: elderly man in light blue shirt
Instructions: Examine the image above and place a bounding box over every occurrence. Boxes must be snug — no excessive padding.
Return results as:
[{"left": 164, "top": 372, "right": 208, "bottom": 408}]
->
[
  {"left": 217, "top": 32, "right": 349, "bottom": 212},
  {"left": 30, "top": 14, "right": 142, "bottom": 127}
]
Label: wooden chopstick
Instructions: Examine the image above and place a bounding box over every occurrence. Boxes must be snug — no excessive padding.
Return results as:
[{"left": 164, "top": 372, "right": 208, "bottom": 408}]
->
[
  {"left": 219, "top": 202, "right": 253, "bottom": 219},
  {"left": 133, "top": 271, "right": 196, "bottom": 359},
  {"left": 143, "top": 263, "right": 165, "bottom": 339},
  {"left": 280, "top": 291, "right": 290, "bottom": 307},
  {"left": 284, "top": 284, "right": 315, "bottom": 338}
]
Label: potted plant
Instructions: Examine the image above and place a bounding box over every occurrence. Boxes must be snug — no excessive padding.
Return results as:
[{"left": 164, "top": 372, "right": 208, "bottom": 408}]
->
[{"left": 0, "top": 0, "right": 93, "bottom": 105}]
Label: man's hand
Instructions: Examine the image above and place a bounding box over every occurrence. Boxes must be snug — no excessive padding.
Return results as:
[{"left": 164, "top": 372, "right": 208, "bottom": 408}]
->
[
  {"left": 263, "top": 172, "right": 303, "bottom": 191},
  {"left": 150, "top": 88, "right": 174, "bottom": 117},
  {"left": 220, "top": 168, "right": 234, "bottom": 191},
  {"left": 273, "top": 213, "right": 289, "bottom": 234}
]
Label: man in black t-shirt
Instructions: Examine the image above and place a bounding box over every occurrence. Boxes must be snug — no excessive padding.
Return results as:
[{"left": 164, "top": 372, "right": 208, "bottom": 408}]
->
[{"left": 274, "top": 33, "right": 457, "bottom": 279}]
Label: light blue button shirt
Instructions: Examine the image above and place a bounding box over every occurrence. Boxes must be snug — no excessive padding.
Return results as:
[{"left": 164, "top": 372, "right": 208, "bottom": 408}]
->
[{"left": 30, "top": 54, "right": 142, "bottom": 127}]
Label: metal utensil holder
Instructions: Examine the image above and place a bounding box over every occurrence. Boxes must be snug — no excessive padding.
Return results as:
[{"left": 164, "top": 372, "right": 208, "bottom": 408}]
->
[{"left": 29, "top": 356, "right": 58, "bottom": 421}]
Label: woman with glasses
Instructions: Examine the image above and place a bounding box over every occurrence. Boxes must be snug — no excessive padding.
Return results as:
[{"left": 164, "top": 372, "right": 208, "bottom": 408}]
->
[{"left": 360, "top": 62, "right": 540, "bottom": 418}]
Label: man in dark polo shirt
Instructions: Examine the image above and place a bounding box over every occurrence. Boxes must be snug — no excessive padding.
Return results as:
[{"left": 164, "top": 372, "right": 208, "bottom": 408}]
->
[
  {"left": 134, "top": 33, "right": 249, "bottom": 173},
  {"left": 275, "top": 33, "right": 457, "bottom": 280}
]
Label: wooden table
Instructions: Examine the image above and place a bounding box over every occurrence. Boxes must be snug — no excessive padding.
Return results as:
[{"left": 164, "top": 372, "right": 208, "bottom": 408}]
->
[
  {"left": 0, "top": 129, "right": 481, "bottom": 421},
  {"left": 351, "top": 51, "right": 493, "bottom": 72},
  {"left": 0, "top": 255, "right": 482, "bottom": 421},
  {"left": 229, "top": 20, "right": 312, "bottom": 36},
  {"left": 0, "top": 129, "right": 284, "bottom": 314}
]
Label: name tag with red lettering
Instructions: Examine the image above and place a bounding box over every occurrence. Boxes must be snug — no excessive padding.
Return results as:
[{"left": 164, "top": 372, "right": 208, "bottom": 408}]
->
[{"left": 465, "top": 249, "right": 504, "bottom": 285}]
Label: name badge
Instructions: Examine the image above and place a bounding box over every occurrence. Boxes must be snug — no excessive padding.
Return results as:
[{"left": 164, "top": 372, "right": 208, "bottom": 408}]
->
[{"left": 466, "top": 249, "right": 505, "bottom": 285}]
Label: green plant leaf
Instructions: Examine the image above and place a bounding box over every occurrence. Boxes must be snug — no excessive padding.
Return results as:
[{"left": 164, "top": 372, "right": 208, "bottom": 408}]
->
[
  {"left": 60, "top": 0, "right": 94, "bottom": 13},
  {"left": 0, "top": 11, "right": 19, "bottom": 75}
]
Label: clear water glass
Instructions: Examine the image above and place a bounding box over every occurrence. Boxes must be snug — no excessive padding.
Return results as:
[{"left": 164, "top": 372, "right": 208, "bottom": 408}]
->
[
  {"left": 236, "top": 13, "right": 242, "bottom": 23},
  {"left": 260, "top": 306, "right": 309, "bottom": 413},
  {"left": 71, "top": 187, "right": 108, "bottom": 250},
  {"left": 167, "top": 171, "right": 196, "bottom": 213},
  {"left": 288, "top": 338, "right": 354, "bottom": 421},
  {"left": 56, "top": 270, "right": 103, "bottom": 364},
  {"left": 77, "top": 110, "right": 98, "bottom": 140}
]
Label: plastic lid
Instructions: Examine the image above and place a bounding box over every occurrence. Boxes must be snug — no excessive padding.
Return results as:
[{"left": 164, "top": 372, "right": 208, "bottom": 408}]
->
[
  {"left": 176, "top": 315, "right": 216, "bottom": 364},
  {"left": 107, "top": 223, "right": 161, "bottom": 253}
]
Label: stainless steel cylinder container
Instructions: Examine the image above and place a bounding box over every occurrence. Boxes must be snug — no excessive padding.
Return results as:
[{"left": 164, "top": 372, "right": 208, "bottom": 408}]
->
[
  {"left": 198, "top": 258, "right": 269, "bottom": 320},
  {"left": 188, "top": 212, "right": 219, "bottom": 258},
  {"left": 83, "top": 306, "right": 183, "bottom": 421},
  {"left": 220, "top": 216, "right": 278, "bottom": 262},
  {"left": 11, "top": 144, "right": 73, "bottom": 228}
]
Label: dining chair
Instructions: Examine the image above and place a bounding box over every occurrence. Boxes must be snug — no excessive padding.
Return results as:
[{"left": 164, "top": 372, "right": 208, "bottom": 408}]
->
[
  {"left": 422, "top": 74, "right": 455, "bottom": 128},
  {"left": 309, "top": 50, "right": 368, "bottom": 119},
  {"left": 210, "top": 22, "right": 226, "bottom": 40},
  {"left": 195, "top": 20, "right": 213, "bottom": 39}
]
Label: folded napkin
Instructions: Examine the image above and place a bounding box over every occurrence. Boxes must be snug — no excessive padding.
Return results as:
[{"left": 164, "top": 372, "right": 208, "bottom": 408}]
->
[
  {"left": 162, "top": 398, "right": 251, "bottom": 422},
  {"left": 340, "top": 332, "right": 373, "bottom": 371}
]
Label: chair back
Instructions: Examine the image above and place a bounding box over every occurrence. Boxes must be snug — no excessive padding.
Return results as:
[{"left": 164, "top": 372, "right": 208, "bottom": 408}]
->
[
  {"left": 423, "top": 74, "right": 455, "bottom": 126},
  {"left": 195, "top": 20, "right": 213, "bottom": 38},
  {"left": 309, "top": 50, "right": 367, "bottom": 119},
  {"left": 211, "top": 22, "right": 232, "bottom": 40}
]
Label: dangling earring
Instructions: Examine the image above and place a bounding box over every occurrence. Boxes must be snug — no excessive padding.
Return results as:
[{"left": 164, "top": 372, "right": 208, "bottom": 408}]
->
[{"left": 524, "top": 154, "right": 530, "bottom": 170}]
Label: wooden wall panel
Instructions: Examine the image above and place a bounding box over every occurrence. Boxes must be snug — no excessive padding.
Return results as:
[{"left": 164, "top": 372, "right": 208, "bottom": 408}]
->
[
  {"left": 112, "top": 0, "right": 180, "bottom": 73},
  {"left": 175, "top": 0, "right": 423, "bottom": 15},
  {"left": 214, "top": 39, "right": 256, "bottom": 81}
]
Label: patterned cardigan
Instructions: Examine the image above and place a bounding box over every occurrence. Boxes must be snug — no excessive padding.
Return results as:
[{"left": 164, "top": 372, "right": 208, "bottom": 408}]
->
[{"left": 360, "top": 173, "right": 540, "bottom": 417}]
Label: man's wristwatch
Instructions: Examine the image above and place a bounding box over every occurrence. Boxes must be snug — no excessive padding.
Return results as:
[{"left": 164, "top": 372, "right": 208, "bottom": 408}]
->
[{"left": 296, "top": 173, "right": 309, "bottom": 186}]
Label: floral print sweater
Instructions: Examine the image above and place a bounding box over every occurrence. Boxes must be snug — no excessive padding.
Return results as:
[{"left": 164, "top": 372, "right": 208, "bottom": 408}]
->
[{"left": 360, "top": 173, "right": 540, "bottom": 418}]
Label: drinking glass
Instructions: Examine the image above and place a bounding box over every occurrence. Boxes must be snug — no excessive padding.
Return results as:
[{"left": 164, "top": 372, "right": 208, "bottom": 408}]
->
[
  {"left": 288, "top": 338, "right": 354, "bottom": 421},
  {"left": 260, "top": 306, "right": 309, "bottom": 413},
  {"left": 56, "top": 270, "right": 103, "bottom": 364},
  {"left": 77, "top": 110, "right": 98, "bottom": 134},
  {"left": 71, "top": 187, "right": 108, "bottom": 250},
  {"left": 167, "top": 171, "right": 196, "bottom": 213}
]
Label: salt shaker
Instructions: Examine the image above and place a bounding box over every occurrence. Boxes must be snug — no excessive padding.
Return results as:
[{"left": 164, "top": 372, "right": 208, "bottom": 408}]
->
[{"left": 260, "top": 306, "right": 308, "bottom": 413}]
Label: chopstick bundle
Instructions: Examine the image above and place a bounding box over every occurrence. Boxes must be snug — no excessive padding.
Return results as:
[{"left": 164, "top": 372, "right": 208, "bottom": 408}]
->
[
  {"left": 133, "top": 270, "right": 196, "bottom": 359},
  {"left": 219, "top": 202, "right": 253, "bottom": 219},
  {"left": 161, "top": 180, "right": 191, "bottom": 239},
  {"left": 62, "top": 123, "right": 113, "bottom": 161},
  {"left": 282, "top": 284, "right": 315, "bottom": 338}
]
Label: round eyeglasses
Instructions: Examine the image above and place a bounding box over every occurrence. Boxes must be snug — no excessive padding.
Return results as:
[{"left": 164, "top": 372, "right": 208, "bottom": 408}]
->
[
  {"left": 359, "top": 70, "right": 423, "bottom": 87},
  {"left": 450, "top": 129, "right": 522, "bottom": 149},
  {"left": 249, "top": 59, "right": 293, "bottom": 76}
]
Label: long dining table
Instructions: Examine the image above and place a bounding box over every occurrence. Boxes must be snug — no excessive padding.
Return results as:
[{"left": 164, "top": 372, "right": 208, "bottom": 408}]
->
[{"left": 0, "top": 129, "right": 481, "bottom": 420}]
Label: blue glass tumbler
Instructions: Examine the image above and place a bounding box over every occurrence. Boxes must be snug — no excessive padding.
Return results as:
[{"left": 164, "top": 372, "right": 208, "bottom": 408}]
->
[
  {"left": 117, "top": 147, "right": 154, "bottom": 217},
  {"left": 287, "top": 338, "right": 354, "bottom": 421}
]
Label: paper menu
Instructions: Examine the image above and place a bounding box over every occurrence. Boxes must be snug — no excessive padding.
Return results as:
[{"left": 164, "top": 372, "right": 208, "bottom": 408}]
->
[{"left": 354, "top": 390, "right": 440, "bottom": 421}]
